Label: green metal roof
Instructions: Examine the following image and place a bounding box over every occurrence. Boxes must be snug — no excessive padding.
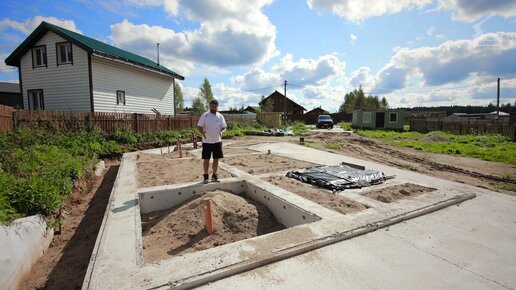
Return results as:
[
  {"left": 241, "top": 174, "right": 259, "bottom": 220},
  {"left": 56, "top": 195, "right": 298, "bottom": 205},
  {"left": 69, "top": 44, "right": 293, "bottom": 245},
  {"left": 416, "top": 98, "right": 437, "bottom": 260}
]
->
[{"left": 5, "top": 21, "right": 184, "bottom": 80}]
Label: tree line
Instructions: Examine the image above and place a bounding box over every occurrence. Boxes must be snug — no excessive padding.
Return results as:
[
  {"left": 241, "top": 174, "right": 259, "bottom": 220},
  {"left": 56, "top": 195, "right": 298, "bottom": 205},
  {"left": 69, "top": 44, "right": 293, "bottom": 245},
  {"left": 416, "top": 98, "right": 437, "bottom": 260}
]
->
[
  {"left": 173, "top": 78, "right": 214, "bottom": 115},
  {"left": 338, "top": 87, "right": 388, "bottom": 112}
]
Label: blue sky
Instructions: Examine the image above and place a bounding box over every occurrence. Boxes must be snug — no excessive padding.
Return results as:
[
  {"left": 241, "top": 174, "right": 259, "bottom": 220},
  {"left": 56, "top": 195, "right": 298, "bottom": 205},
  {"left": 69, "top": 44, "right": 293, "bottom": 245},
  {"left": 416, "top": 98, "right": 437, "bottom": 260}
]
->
[{"left": 1, "top": 0, "right": 515, "bottom": 111}]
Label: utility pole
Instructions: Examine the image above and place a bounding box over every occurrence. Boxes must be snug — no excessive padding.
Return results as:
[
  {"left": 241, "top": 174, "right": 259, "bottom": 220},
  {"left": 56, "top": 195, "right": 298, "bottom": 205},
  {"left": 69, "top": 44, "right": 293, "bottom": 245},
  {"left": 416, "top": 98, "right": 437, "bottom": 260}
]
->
[
  {"left": 497, "top": 77, "right": 500, "bottom": 120},
  {"left": 157, "top": 43, "right": 160, "bottom": 66},
  {"left": 284, "top": 80, "right": 287, "bottom": 114}
]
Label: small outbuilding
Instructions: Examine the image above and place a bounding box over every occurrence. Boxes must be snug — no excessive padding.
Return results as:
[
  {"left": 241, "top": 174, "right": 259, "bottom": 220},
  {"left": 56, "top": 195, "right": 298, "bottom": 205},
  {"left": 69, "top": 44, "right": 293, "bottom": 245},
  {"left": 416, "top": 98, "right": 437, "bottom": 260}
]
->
[{"left": 352, "top": 109, "right": 406, "bottom": 130}]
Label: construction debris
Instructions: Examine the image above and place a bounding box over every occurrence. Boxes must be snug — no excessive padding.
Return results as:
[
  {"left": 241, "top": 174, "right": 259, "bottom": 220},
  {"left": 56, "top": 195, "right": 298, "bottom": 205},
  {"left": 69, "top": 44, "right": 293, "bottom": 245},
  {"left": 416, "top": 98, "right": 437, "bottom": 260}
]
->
[{"left": 286, "top": 164, "right": 387, "bottom": 191}]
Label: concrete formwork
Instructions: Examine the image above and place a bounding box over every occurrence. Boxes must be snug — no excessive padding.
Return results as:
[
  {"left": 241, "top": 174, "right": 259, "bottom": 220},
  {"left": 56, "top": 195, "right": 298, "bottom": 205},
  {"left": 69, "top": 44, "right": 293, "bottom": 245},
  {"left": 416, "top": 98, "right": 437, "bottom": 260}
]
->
[{"left": 82, "top": 142, "right": 493, "bottom": 290}]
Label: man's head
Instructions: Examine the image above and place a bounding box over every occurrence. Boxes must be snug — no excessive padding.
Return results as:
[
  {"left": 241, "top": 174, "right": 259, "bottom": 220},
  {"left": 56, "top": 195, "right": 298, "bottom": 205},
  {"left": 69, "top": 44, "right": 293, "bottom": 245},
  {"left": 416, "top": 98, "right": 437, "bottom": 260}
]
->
[{"left": 209, "top": 99, "right": 219, "bottom": 113}]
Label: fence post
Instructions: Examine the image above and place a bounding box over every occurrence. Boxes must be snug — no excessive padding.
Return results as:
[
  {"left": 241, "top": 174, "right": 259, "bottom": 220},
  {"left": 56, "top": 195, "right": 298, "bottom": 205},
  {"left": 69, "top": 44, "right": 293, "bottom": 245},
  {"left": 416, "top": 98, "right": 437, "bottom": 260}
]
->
[
  {"left": 134, "top": 113, "right": 139, "bottom": 133},
  {"left": 168, "top": 115, "right": 171, "bottom": 131},
  {"left": 12, "top": 110, "right": 17, "bottom": 129},
  {"left": 190, "top": 115, "right": 193, "bottom": 128}
]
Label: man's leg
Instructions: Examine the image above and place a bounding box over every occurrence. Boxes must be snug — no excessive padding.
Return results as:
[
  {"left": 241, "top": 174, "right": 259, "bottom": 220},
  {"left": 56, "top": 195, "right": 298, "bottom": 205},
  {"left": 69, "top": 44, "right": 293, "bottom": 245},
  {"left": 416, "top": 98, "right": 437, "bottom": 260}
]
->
[
  {"left": 212, "top": 158, "right": 218, "bottom": 174},
  {"left": 203, "top": 159, "right": 210, "bottom": 174}
]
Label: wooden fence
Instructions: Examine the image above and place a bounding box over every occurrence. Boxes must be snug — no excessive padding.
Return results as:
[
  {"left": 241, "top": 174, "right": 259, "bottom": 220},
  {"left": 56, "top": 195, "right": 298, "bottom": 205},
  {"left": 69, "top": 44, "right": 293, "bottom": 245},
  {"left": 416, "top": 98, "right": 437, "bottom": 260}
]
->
[
  {"left": 409, "top": 118, "right": 516, "bottom": 140},
  {"left": 1, "top": 107, "right": 201, "bottom": 135},
  {"left": 0, "top": 105, "right": 14, "bottom": 133},
  {"left": 257, "top": 112, "right": 282, "bottom": 128}
]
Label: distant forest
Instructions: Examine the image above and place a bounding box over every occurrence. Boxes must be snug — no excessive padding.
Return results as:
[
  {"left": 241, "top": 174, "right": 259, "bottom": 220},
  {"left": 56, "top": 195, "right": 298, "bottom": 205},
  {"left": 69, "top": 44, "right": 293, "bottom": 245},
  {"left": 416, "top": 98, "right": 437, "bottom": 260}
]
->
[{"left": 396, "top": 102, "right": 516, "bottom": 115}]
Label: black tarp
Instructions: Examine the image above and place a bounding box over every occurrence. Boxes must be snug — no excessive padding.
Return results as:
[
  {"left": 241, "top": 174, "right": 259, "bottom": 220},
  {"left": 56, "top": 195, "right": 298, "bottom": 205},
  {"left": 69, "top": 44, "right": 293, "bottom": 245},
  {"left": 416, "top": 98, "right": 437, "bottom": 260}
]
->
[{"left": 286, "top": 163, "right": 387, "bottom": 191}]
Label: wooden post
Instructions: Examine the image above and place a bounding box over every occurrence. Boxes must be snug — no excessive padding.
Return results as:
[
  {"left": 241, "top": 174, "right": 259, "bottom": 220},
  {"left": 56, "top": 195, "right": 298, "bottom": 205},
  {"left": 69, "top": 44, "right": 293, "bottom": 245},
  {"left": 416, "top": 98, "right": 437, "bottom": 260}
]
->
[
  {"left": 133, "top": 113, "right": 139, "bottom": 133},
  {"left": 201, "top": 199, "right": 214, "bottom": 234},
  {"left": 168, "top": 115, "right": 171, "bottom": 131}
]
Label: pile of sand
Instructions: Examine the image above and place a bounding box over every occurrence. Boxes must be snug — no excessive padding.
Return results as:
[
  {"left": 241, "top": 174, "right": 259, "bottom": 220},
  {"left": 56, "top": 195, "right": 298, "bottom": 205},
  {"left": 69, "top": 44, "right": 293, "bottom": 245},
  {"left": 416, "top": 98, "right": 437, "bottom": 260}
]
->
[
  {"left": 141, "top": 190, "right": 285, "bottom": 262},
  {"left": 364, "top": 183, "right": 436, "bottom": 203}
]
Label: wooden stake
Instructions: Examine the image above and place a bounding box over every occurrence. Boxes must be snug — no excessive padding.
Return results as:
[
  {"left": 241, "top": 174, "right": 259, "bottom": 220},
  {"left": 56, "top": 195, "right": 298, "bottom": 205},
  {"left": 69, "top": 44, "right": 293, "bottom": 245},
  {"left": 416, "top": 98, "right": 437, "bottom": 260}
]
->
[{"left": 201, "top": 199, "right": 214, "bottom": 234}]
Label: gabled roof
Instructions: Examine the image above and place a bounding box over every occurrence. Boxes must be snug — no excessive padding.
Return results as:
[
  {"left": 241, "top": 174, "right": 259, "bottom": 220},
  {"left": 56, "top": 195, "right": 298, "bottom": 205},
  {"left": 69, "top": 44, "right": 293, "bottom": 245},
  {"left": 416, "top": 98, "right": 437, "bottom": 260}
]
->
[
  {"left": 259, "top": 90, "right": 306, "bottom": 110},
  {"left": 5, "top": 22, "right": 184, "bottom": 80}
]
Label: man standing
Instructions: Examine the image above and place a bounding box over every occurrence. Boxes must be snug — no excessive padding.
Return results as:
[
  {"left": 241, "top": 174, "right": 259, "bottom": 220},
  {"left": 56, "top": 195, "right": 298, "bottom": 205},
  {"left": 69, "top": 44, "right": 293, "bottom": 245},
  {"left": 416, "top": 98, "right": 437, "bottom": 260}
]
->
[{"left": 197, "top": 99, "right": 227, "bottom": 183}]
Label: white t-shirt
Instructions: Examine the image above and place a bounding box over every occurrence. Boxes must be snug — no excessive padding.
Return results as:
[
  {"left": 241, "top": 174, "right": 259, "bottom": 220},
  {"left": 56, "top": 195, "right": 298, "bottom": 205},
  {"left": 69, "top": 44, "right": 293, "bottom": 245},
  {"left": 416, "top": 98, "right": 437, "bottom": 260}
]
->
[{"left": 197, "top": 111, "right": 227, "bottom": 144}]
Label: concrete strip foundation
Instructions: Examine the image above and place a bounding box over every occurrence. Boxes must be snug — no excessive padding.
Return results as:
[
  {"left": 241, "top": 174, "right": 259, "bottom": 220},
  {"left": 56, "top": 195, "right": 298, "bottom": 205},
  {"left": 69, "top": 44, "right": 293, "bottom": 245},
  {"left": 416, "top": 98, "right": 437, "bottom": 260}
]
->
[{"left": 82, "top": 142, "right": 495, "bottom": 290}]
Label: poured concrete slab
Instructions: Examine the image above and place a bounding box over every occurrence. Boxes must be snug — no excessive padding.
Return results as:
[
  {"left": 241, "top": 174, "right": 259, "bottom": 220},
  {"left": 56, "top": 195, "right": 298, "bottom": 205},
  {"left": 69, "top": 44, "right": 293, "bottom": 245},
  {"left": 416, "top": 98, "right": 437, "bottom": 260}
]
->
[
  {"left": 81, "top": 142, "right": 509, "bottom": 290},
  {"left": 200, "top": 191, "right": 516, "bottom": 290}
]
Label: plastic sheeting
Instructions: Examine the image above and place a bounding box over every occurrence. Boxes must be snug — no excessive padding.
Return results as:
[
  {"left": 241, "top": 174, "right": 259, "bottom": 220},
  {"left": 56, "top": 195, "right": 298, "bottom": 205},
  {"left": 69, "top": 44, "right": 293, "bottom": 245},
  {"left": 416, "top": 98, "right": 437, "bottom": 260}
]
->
[{"left": 286, "top": 163, "right": 387, "bottom": 191}]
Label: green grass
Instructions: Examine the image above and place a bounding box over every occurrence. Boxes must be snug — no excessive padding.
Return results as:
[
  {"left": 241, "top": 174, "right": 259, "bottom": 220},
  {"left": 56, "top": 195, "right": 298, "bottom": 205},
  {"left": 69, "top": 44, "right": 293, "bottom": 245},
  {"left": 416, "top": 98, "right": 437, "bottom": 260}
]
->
[
  {"left": 356, "top": 130, "right": 516, "bottom": 165},
  {"left": 338, "top": 122, "right": 353, "bottom": 131},
  {"left": 290, "top": 121, "right": 308, "bottom": 136},
  {"left": 491, "top": 182, "right": 516, "bottom": 193},
  {"left": 324, "top": 143, "right": 341, "bottom": 150}
]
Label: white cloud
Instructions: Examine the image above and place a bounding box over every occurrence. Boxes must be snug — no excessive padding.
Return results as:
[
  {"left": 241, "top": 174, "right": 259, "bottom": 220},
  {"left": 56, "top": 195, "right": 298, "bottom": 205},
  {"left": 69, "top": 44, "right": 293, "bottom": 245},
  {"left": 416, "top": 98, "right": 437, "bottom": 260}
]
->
[
  {"left": 233, "top": 53, "right": 345, "bottom": 90},
  {"left": 350, "top": 33, "right": 357, "bottom": 45},
  {"left": 306, "top": 0, "right": 516, "bottom": 22},
  {"left": 438, "top": 0, "right": 516, "bottom": 22},
  {"left": 306, "top": 0, "right": 432, "bottom": 23},
  {"left": 373, "top": 32, "right": 516, "bottom": 93},
  {"left": 349, "top": 66, "right": 376, "bottom": 89},
  {"left": 0, "top": 16, "right": 81, "bottom": 34},
  {"left": 109, "top": 1, "right": 277, "bottom": 75}
]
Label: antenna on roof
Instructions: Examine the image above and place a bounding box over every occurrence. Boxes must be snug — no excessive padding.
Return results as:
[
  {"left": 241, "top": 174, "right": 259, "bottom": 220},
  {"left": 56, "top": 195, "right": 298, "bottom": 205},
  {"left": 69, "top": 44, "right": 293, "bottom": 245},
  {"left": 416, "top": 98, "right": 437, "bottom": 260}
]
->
[{"left": 156, "top": 43, "right": 160, "bottom": 66}]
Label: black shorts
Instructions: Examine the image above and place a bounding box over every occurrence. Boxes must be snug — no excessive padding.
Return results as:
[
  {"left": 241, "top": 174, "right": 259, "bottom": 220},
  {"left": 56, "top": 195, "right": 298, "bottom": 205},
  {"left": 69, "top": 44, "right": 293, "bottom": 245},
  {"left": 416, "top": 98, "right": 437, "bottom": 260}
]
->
[{"left": 202, "top": 142, "right": 223, "bottom": 159}]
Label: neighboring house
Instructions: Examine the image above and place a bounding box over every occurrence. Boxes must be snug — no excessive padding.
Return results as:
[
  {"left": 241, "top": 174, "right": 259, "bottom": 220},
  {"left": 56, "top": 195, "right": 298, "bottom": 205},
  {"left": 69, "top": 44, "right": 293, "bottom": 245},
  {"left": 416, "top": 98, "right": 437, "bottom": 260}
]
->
[
  {"left": 259, "top": 91, "right": 306, "bottom": 115},
  {"left": 306, "top": 106, "right": 328, "bottom": 116},
  {"left": 0, "top": 82, "right": 22, "bottom": 108},
  {"left": 243, "top": 105, "right": 259, "bottom": 113},
  {"left": 4, "top": 21, "right": 184, "bottom": 114},
  {"left": 352, "top": 109, "right": 406, "bottom": 130}
]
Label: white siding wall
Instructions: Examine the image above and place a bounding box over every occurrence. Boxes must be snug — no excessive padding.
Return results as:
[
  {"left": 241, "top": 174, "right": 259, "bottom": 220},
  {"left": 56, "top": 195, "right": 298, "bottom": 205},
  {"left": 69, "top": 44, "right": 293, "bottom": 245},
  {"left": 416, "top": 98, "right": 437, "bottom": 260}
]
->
[
  {"left": 91, "top": 56, "right": 175, "bottom": 115},
  {"left": 20, "top": 31, "right": 91, "bottom": 111}
]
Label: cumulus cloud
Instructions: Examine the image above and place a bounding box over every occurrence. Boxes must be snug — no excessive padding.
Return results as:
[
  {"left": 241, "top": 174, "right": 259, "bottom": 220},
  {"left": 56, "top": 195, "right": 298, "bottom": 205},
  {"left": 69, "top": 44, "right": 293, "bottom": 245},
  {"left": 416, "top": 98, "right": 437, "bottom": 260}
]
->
[
  {"left": 350, "top": 33, "right": 357, "bottom": 44},
  {"left": 109, "top": 1, "right": 277, "bottom": 75},
  {"left": 233, "top": 53, "right": 345, "bottom": 90},
  {"left": 306, "top": 0, "right": 432, "bottom": 23},
  {"left": 349, "top": 67, "right": 376, "bottom": 89},
  {"left": 306, "top": 0, "right": 516, "bottom": 22},
  {"left": 0, "top": 16, "right": 81, "bottom": 34},
  {"left": 372, "top": 32, "right": 516, "bottom": 93}
]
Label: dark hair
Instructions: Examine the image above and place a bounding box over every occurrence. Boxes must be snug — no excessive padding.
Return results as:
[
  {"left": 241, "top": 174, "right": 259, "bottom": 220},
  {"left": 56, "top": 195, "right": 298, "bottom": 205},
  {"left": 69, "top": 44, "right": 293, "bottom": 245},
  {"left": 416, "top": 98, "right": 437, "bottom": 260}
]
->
[{"left": 210, "top": 99, "right": 219, "bottom": 105}]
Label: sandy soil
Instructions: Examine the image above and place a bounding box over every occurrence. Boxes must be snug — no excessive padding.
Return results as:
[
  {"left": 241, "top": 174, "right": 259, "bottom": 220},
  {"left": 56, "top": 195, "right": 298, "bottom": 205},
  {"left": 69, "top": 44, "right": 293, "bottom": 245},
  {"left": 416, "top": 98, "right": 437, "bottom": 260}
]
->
[
  {"left": 20, "top": 161, "right": 119, "bottom": 290},
  {"left": 363, "top": 183, "right": 436, "bottom": 203},
  {"left": 222, "top": 147, "right": 258, "bottom": 155},
  {"left": 141, "top": 190, "right": 285, "bottom": 262},
  {"left": 265, "top": 176, "right": 368, "bottom": 214},
  {"left": 223, "top": 154, "right": 315, "bottom": 174},
  {"left": 137, "top": 151, "right": 194, "bottom": 162},
  {"left": 137, "top": 157, "right": 233, "bottom": 188},
  {"left": 306, "top": 131, "right": 516, "bottom": 196}
]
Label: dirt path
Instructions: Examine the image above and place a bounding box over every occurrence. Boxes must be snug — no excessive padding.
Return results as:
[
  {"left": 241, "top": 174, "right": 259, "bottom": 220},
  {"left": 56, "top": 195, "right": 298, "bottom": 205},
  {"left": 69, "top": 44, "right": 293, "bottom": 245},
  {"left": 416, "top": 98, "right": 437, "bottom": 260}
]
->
[
  {"left": 20, "top": 162, "right": 119, "bottom": 290},
  {"left": 141, "top": 190, "right": 284, "bottom": 262},
  {"left": 306, "top": 132, "right": 516, "bottom": 195}
]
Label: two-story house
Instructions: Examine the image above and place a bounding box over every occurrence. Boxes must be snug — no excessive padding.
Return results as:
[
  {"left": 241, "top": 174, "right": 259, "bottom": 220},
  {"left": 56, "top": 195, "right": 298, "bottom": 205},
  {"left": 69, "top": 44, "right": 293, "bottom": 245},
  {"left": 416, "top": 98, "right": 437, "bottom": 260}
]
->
[{"left": 5, "top": 21, "right": 184, "bottom": 114}]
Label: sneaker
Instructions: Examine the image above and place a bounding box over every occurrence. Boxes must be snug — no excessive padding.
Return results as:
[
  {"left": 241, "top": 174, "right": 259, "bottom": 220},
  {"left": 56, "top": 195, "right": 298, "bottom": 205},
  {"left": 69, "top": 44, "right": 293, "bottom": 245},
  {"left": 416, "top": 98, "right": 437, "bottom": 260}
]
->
[
  {"left": 203, "top": 173, "right": 209, "bottom": 184},
  {"left": 211, "top": 174, "right": 219, "bottom": 182}
]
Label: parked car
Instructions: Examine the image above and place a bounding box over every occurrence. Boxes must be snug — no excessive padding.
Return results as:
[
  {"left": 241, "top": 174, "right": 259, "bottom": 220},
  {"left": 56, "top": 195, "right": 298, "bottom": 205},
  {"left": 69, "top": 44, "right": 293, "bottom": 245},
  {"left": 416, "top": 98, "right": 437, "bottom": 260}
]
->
[{"left": 316, "top": 115, "right": 334, "bottom": 129}]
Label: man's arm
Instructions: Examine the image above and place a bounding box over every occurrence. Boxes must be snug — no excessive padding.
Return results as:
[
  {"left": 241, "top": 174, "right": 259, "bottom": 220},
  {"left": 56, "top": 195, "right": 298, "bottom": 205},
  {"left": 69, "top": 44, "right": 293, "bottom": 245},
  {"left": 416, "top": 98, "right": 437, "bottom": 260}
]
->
[
  {"left": 197, "top": 114, "right": 207, "bottom": 139},
  {"left": 219, "top": 115, "right": 227, "bottom": 137}
]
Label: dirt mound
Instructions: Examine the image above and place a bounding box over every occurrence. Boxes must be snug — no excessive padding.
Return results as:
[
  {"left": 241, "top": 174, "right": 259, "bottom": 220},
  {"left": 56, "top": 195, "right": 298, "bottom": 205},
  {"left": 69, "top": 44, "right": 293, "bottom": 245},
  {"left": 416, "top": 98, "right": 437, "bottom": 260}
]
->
[
  {"left": 141, "top": 190, "right": 285, "bottom": 262},
  {"left": 364, "top": 183, "right": 436, "bottom": 203},
  {"left": 422, "top": 134, "right": 451, "bottom": 143}
]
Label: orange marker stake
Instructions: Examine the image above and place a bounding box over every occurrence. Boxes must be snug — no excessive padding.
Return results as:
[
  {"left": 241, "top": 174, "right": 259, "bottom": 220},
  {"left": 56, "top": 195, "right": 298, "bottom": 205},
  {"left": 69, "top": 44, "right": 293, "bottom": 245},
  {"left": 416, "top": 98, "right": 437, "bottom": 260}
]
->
[
  {"left": 201, "top": 199, "right": 214, "bottom": 234},
  {"left": 179, "top": 149, "right": 183, "bottom": 158}
]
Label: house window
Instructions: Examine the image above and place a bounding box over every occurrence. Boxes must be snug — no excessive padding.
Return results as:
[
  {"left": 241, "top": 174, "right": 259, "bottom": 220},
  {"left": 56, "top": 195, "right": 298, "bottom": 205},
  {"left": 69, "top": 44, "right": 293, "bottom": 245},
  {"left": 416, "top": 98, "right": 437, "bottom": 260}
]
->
[
  {"left": 56, "top": 42, "right": 73, "bottom": 65},
  {"left": 28, "top": 89, "right": 44, "bottom": 110},
  {"left": 363, "top": 112, "right": 371, "bottom": 123},
  {"left": 116, "top": 90, "right": 126, "bottom": 105},
  {"left": 389, "top": 112, "right": 398, "bottom": 123},
  {"left": 32, "top": 46, "right": 47, "bottom": 68}
]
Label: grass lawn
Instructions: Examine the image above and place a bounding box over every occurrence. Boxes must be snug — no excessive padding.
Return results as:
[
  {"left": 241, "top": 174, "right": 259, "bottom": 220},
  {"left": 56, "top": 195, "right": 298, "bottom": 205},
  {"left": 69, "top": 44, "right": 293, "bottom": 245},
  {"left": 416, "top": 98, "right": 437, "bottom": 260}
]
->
[{"left": 355, "top": 129, "right": 516, "bottom": 166}]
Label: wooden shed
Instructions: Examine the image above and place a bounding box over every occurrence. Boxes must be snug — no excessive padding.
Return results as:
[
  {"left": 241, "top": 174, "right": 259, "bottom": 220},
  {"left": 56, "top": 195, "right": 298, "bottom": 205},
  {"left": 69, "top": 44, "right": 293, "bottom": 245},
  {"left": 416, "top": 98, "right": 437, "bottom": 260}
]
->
[{"left": 352, "top": 109, "right": 406, "bottom": 130}]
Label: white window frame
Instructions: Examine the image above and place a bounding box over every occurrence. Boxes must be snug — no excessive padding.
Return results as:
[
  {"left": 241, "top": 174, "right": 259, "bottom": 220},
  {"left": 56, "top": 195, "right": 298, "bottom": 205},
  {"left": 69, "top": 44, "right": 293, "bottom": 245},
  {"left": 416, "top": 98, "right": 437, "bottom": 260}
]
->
[
  {"left": 28, "top": 89, "right": 44, "bottom": 110},
  {"left": 32, "top": 46, "right": 47, "bottom": 68},
  {"left": 116, "top": 90, "right": 126, "bottom": 105},
  {"left": 389, "top": 112, "right": 398, "bottom": 123},
  {"left": 56, "top": 42, "right": 73, "bottom": 65},
  {"left": 363, "top": 112, "right": 371, "bottom": 124}
]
